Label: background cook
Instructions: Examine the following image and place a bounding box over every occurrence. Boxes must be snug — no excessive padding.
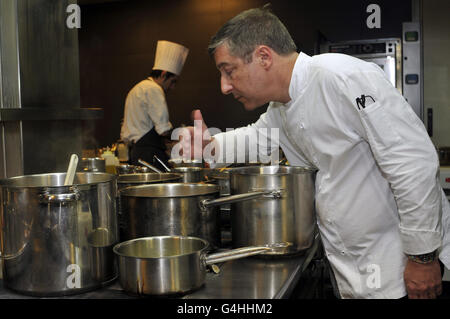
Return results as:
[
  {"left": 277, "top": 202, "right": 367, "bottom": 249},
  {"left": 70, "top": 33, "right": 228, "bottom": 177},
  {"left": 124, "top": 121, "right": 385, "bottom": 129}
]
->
[{"left": 120, "top": 40, "right": 189, "bottom": 170}]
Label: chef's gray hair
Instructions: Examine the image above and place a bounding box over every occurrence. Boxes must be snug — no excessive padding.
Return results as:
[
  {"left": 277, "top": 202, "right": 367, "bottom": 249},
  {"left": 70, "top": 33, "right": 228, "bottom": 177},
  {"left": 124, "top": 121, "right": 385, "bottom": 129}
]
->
[{"left": 208, "top": 6, "right": 297, "bottom": 62}]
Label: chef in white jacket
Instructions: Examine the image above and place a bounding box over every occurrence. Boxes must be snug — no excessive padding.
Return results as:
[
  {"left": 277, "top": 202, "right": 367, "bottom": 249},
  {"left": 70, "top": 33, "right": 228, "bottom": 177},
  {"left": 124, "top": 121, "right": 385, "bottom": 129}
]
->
[
  {"left": 121, "top": 40, "right": 189, "bottom": 170},
  {"left": 187, "top": 7, "right": 450, "bottom": 298}
]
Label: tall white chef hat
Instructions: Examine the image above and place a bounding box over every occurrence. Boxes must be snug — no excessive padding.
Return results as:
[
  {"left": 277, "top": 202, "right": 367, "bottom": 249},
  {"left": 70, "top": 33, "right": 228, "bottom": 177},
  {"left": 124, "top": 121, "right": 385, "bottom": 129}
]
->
[{"left": 153, "top": 40, "right": 189, "bottom": 76}]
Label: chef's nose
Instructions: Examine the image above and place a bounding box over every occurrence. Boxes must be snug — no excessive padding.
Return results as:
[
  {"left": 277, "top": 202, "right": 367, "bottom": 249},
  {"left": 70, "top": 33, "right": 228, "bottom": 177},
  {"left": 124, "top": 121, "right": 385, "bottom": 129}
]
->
[{"left": 221, "top": 76, "right": 233, "bottom": 95}]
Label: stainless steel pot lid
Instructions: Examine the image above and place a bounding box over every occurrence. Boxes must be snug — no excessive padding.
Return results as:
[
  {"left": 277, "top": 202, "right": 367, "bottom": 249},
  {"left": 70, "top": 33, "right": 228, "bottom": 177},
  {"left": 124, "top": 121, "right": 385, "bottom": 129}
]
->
[
  {"left": 0, "top": 172, "right": 116, "bottom": 188},
  {"left": 113, "top": 236, "right": 209, "bottom": 258},
  {"left": 120, "top": 183, "right": 220, "bottom": 198},
  {"left": 117, "top": 173, "right": 182, "bottom": 184}
]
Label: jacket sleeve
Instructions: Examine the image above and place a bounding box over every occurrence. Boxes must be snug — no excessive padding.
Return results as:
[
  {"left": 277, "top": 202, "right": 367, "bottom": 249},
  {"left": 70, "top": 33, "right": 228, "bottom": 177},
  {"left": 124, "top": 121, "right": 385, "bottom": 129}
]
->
[
  {"left": 145, "top": 86, "right": 173, "bottom": 135},
  {"left": 336, "top": 68, "right": 442, "bottom": 255},
  {"left": 211, "top": 105, "right": 280, "bottom": 166}
]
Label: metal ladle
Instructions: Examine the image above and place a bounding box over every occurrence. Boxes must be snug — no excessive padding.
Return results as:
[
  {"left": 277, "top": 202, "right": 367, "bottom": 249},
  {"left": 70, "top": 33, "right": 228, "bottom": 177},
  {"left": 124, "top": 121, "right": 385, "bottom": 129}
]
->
[
  {"left": 64, "top": 154, "right": 79, "bottom": 185},
  {"left": 153, "top": 155, "right": 171, "bottom": 172},
  {"left": 137, "top": 158, "right": 162, "bottom": 173}
]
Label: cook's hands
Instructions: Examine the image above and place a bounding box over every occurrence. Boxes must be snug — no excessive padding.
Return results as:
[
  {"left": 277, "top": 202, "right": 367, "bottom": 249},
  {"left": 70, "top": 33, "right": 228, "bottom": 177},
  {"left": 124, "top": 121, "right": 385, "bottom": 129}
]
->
[
  {"left": 404, "top": 259, "right": 442, "bottom": 299},
  {"left": 180, "top": 109, "right": 217, "bottom": 161}
]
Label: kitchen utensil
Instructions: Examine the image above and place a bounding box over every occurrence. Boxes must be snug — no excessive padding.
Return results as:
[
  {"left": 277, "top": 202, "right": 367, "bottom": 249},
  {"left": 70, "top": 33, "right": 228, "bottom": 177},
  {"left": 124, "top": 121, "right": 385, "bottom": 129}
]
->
[
  {"left": 134, "top": 166, "right": 151, "bottom": 173},
  {"left": 79, "top": 157, "right": 106, "bottom": 173},
  {"left": 137, "top": 158, "right": 162, "bottom": 173},
  {"left": 171, "top": 167, "right": 205, "bottom": 182},
  {"left": 113, "top": 235, "right": 289, "bottom": 296},
  {"left": 64, "top": 154, "right": 79, "bottom": 185},
  {"left": 119, "top": 183, "right": 283, "bottom": 248},
  {"left": 226, "top": 165, "right": 317, "bottom": 255},
  {"left": 168, "top": 158, "right": 203, "bottom": 168},
  {"left": 153, "top": 155, "right": 171, "bottom": 172},
  {"left": 0, "top": 172, "right": 118, "bottom": 296},
  {"left": 115, "top": 164, "right": 136, "bottom": 175}
]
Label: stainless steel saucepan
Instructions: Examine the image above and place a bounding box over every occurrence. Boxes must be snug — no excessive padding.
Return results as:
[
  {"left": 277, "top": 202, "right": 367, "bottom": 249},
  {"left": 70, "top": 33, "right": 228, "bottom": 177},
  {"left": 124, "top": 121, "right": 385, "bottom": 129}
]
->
[
  {"left": 113, "top": 235, "right": 289, "bottom": 296},
  {"left": 119, "top": 183, "right": 282, "bottom": 248}
]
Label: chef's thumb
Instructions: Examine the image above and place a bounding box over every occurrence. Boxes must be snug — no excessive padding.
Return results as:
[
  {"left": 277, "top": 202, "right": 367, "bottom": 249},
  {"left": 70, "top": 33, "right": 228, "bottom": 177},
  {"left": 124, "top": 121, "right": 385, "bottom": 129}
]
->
[{"left": 191, "top": 109, "right": 207, "bottom": 129}]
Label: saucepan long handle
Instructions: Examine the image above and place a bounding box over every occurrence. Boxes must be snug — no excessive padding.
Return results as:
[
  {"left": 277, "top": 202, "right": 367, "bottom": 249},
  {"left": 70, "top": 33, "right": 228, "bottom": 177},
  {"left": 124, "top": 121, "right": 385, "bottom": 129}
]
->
[
  {"left": 204, "top": 242, "right": 291, "bottom": 265},
  {"left": 199, "top": 189, "right": 283, "bottom": 210},
  {"left": 153, "top": 155, "right": 171, "bottom": 172},
  {"left": 138, "top": 159, "right": 162, "bottom": 173}
]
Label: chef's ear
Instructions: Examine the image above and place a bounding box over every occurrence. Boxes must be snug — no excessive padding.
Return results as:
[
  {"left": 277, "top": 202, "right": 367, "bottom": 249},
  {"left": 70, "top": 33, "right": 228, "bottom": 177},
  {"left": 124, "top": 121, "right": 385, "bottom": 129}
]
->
[{"left": 255, "top": 45, "right": 272, "bottom": 69}]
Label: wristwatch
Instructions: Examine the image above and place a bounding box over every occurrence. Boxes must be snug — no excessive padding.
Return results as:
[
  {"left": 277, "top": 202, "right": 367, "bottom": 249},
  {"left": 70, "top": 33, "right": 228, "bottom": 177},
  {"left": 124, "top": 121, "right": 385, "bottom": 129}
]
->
[{"left": 406, "top": 250, "right": 437, "bottom": 264}]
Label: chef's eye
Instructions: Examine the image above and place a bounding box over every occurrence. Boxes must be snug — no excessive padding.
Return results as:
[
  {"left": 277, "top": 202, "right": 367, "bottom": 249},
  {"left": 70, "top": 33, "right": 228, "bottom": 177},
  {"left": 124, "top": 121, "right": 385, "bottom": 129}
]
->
[{"left": 224, "top": 68, "right": 234, "bottom": 77}]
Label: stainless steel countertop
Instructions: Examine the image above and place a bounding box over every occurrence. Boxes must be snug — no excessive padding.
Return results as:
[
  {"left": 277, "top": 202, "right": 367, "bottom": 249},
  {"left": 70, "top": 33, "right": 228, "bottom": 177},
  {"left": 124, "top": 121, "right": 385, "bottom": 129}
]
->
[
  {"left": 0, "top": 235, "right": 319, "bottom": 299},
  {"left": 185, "top": 234, "right": 320, "bottom": 299}
]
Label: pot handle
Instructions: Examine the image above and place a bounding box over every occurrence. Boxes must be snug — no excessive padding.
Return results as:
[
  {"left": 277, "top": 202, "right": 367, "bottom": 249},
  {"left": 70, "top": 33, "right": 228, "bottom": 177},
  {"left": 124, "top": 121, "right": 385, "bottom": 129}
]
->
[
  {"left": 199, "top": 189, "right": 283, "bottom": 210},
  {"left": 203, "top": 242, "right": 291, "bottom": 265},
  {"left": 39, "top": 188, "right": 80, "bottom": 203}
]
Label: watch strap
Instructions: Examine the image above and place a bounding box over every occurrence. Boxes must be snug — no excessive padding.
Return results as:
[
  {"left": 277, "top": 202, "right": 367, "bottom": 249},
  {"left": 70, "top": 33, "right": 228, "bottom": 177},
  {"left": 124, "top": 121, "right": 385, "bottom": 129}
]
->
[{"left": 406, "top": 250, "right": 437, "bottom": 264}]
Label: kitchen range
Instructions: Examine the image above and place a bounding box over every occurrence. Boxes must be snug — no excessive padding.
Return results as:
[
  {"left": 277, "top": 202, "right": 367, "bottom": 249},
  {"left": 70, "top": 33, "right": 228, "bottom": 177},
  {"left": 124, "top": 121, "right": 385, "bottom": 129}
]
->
[{"left": 0, "top": 162, "right": 322, "bottom": 299}]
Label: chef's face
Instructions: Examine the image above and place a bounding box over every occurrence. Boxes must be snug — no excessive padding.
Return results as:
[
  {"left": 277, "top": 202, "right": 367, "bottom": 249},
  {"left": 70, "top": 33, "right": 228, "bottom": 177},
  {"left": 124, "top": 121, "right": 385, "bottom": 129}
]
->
[
  {"left": 214, "top": 44, "right": 268, "bottom": 110},
  {"left": 161, "top": 73, "right": 178, "bottom": 92}
]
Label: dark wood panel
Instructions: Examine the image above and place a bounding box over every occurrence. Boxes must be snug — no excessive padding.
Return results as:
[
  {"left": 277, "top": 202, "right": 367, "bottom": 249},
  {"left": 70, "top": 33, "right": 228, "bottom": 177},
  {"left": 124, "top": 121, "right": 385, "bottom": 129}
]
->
[{"left": 79, "top": 0, "right": 411, "bottom": 147}]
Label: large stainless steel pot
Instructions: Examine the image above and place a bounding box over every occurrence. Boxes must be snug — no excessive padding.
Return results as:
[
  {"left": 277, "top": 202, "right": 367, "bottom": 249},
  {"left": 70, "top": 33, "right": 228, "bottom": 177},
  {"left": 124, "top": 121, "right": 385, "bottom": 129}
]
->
[
  {"left": 0, "top": 172, "right": 118, "bottom": 296},
  {"left": 172, "top": 167, "right": 205, "bottom": 183},
  {"left": 168, "top": 158, "right": 203, "bottom": 168},
  {"left": 116, "top": 164, "right": 136, "bottom": 175},
  {"left": 225, "top": 165, "right": 317, "bottom": 256},
  {"left": 119, "top": 183, "right": 283, "bottom": 249},
  {"left": 119, "top": 183, "right": 222, "bottom": 247},
  {"left": 116, "top": 173, "right": 182, "bottom": 241},
  {"left": 113, "top": 235, "right": 288, "bottom": 296},
  {"left": 79, "top": 157, "right": 106, "bottom": 173}
]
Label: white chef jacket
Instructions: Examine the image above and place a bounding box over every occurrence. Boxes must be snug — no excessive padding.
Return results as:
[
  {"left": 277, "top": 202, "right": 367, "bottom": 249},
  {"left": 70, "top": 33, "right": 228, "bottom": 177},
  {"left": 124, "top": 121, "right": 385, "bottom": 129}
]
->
[
  {"left": 212, "top": 52, "right": 450, "bottom": 299},
  {"left": 120, "top": 77, "right": 173, "bottom": 144}
]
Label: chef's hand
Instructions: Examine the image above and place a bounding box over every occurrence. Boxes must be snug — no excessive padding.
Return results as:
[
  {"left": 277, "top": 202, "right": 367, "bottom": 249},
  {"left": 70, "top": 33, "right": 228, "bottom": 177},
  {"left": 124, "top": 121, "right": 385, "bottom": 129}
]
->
[
  {"left": 180, "top": 109, "right": 217, "bottom": 160},
  {"left": 404, "top": 259, "right": 442, "bottom": 299}
]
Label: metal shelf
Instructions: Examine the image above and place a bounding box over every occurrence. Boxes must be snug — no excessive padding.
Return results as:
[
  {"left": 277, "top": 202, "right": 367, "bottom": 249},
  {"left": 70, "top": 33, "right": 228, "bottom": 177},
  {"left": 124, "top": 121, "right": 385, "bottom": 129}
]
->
[{"left": 0, "top": 108, "right": 103, "bottom": 121}]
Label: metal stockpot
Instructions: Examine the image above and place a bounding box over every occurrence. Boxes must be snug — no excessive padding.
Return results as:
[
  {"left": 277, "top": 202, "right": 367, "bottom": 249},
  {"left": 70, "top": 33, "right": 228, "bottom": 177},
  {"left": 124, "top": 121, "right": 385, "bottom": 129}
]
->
[
  {"left": 116, "top": 164, "right": 136, "bottom": 175},
  {"left": 119, "top": 183, "right": 222, "bottom": 247},
  {"left": 79, "top": 157, "right": 106, "bottom": 173},
  {"left": 119, "top": 183, "right": 284, "bottom": 249},
  {"left": 172, "top": 167, "right": 205, "bottom": 183},
  {"left": 113, "top": 235, "right": 288, "bottom": 296},
  {"left": 226, "top": 165, "right": 317, "bottom": 256},
  {"left": 116, "top": 173, "right": 182, "bottom": 241},
  {"left": 0, "top": 172, "right": 118, "bottom": 296},
  {"left": 168, "top": 158, "right": 203, "bottom": 168}
]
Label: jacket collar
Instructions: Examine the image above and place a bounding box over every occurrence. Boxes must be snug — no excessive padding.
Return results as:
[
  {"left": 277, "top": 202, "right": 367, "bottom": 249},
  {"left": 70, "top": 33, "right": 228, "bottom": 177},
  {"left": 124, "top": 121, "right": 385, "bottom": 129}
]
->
[{"left": 287, "top": 52, "right": 312, "bottom": 104}]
